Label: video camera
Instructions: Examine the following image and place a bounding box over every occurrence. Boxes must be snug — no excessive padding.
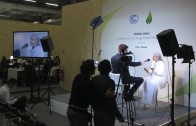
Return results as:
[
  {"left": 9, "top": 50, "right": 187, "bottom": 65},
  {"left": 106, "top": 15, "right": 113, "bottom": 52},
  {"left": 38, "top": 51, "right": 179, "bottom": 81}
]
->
[
  {"left": 120, "top": 51, "right": 133, "bottom": 71},
  {"left": 123, "top": 51, "right": 133, "bottom": 55},
  {"left": 121, "top": 51, "right": 133, "bottom": 63}
]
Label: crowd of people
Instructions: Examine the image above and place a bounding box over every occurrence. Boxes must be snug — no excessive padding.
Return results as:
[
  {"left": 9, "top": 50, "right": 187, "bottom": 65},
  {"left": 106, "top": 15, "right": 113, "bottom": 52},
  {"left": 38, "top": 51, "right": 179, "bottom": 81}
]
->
[{"left": 0, "top": 55, "right": 61, "bottom": 87}]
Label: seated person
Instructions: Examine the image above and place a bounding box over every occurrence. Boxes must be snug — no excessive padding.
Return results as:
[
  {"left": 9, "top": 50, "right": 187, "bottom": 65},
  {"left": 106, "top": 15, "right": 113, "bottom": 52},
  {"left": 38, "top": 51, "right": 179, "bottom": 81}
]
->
[
  {"left": 141, "top": 52, "right": 167, "bottom": 107},
  {"left": 111, "top": 44, "right": 144, "bottom": 101},
  {"left": 0, "top": 78, "right": 27, "bottom": 112},
  {"left": 91, "top": 59, "right": 124, "bottom": 126}
]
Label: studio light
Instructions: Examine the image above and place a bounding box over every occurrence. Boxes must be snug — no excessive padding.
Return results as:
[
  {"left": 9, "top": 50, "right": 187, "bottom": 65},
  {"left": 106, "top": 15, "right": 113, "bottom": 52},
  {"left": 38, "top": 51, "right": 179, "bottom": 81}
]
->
[
  {"left": 177, "top": 44, "right": 195, "bottom": 63},
  {"left": 90, "top": 16, "right": 104, "bottom": 60},
  {"left": 90, "top": 16, "right": 104, "bottom": 29}
]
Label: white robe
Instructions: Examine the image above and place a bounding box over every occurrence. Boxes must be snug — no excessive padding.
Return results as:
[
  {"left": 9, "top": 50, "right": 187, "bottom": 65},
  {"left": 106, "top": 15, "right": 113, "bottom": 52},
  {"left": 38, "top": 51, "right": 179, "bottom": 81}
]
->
[{"left": 141, "top": 60, "right": 166, "bottom": 106}]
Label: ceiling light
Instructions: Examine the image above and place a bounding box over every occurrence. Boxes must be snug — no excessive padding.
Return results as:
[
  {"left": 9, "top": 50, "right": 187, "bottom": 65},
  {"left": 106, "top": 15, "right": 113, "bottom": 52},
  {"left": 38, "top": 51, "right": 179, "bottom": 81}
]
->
[
  {"left": 24, "top": 0, "right": 36, "bottom": 2},
  {"left": 0, "top": 15, "right": 9, "bottom": 18},
  {"left": 46, "top": 3, "right": 59, "bottom": 7}
]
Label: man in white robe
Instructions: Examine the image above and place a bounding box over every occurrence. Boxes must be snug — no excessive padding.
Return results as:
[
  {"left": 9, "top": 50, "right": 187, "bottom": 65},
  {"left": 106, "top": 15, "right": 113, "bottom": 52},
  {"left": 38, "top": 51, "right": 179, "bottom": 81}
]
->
[{"left": 141, "top": 52, "right": 167, "bottom": 107}]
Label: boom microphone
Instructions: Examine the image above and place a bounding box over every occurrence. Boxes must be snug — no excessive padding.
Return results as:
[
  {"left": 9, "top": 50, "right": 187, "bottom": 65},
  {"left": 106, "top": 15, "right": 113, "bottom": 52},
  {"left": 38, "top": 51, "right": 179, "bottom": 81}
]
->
[{"left": 144, "top": 59, "right": 150, "bottom": 62}]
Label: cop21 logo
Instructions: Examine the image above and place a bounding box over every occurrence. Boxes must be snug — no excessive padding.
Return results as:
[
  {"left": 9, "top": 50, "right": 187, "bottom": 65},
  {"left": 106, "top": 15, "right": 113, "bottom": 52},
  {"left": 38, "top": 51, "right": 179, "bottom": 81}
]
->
[
  {"left": 129, "top": 14, "right": 139, "bottom": 24},
  {"left": 129, "top": 11, "right": 152, "bottom": 25}
]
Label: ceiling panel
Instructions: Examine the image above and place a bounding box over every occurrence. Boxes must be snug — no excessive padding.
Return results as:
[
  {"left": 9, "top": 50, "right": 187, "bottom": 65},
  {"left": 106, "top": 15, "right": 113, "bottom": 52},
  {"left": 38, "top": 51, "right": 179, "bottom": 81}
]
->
[{"left": 0, "top": 0, "right": 88, "bottom": 25}]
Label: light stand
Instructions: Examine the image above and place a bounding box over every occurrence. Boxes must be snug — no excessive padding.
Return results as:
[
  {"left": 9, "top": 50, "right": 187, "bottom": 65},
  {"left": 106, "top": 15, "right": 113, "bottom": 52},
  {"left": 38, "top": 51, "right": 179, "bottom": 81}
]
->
[
  {"left": 168, "top": 56, "right": 176, "bottom": 126},
  {"left": 31, "top": 36, "right": 55, "bottom": 110},
  {"left": 187, "top": 61, "right": 191, "bottom": 126},
  {"left": 177, "top": 44, "right": 195, "bottom": 126},
  {"left": 156, "top": 29, "right": 180, "bottom": 126},
  {"left": 89, "top": 16, "right": 103, "bottom": 126},
  {"left": 40, "top": 62, "right": 55, "bottom": 105},
  {"left": 90, "top": 16, "right": 103, "bottom": 60},
  {"left": 31, "top": 60, "right": 43, "bottom": 108}
]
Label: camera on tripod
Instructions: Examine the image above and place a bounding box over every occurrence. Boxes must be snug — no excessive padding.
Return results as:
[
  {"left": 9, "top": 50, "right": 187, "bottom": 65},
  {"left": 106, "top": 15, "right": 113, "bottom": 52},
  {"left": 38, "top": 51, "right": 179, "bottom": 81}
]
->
[{"left": 120, "top": 51, "right": 133, "bottom": 69}]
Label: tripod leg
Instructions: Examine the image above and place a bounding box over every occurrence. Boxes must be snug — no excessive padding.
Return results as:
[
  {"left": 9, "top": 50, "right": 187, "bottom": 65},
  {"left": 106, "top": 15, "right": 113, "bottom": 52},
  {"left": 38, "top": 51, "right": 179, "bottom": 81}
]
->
[
  {"left": 126, "top": 102, "right": 129, "bottom": 126},
  {"left": 50, "top": 90, "right": 55, "bottom": 95}
]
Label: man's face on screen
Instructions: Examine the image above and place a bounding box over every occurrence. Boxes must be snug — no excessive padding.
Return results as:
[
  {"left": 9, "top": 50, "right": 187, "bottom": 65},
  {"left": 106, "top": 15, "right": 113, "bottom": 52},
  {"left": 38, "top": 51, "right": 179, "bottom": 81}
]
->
[{"left": 30, "top": 35, "right": 38, "bottom": 48}]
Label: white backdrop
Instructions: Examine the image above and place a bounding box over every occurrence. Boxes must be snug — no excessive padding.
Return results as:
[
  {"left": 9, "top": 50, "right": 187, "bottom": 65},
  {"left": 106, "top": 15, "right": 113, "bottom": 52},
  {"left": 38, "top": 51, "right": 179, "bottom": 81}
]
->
[{"left": 100, "top": 0, "right": 196, "bottom": 107}]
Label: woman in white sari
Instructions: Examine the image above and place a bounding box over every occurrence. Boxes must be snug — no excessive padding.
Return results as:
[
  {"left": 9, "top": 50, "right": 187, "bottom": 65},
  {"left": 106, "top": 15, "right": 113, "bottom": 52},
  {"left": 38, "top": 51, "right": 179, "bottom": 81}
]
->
[{"left": 141, "top": 52, "right": 167, "bottom": 107}]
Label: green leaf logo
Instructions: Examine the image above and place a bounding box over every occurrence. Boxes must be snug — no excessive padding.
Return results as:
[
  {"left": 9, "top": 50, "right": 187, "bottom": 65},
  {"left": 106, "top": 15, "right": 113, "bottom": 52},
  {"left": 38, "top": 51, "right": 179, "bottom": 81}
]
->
[{"left": 146, "top": 11, "right": 152, "bottom": 24}]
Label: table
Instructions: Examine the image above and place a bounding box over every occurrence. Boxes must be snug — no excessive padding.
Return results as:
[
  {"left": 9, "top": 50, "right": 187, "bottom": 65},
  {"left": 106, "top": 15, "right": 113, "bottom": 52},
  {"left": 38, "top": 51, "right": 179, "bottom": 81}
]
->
[{"left": 8, "top": 66, "right": 60, "bottom": 86}]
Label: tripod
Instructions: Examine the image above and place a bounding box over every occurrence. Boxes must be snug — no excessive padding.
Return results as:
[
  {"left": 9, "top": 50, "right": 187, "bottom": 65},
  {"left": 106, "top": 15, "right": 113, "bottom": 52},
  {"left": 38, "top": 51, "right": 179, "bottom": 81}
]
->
[
  {"left": 31, "top": 60, "right": 55, "bottom": 109},
  {"left": 40, "top": 69, "right": 55, "bottom": 106},
  {"left": 113, "top": 72, "right": 144, "bottom": 126}
]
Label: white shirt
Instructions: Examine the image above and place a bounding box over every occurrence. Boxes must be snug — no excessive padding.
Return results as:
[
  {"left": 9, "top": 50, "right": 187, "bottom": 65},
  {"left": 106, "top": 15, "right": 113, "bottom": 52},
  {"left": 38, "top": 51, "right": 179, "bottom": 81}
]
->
[
  {"left": 149, "top": 60, "right": 164, "bottom": 76},
  {"left": 0, "top": 84, "right": 17, "bottom": 105},
  {"left": 21, "top": 45, "right": 45, "bottom": 57}
]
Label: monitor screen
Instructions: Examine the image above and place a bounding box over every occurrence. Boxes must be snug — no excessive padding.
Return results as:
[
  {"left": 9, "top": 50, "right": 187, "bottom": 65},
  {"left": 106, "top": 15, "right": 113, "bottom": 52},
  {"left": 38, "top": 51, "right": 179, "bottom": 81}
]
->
[{"left": 13, "top": 31, "right": 49, "bottom": 58}]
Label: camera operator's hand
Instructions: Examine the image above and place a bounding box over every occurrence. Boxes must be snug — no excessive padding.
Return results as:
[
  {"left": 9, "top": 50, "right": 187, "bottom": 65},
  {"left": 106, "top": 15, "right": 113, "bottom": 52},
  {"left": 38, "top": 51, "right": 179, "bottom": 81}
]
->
[
  {"left": 140, "top": 61, "right": 145, "bottom": 65},
  {"left": 105, "top": 87, "right": 115, "bottom": 98}
]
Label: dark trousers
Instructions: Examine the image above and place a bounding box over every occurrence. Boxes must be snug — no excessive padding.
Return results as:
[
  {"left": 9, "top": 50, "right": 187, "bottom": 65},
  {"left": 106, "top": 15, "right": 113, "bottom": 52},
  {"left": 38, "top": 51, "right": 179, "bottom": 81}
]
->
[
  {"left": 11, "top": 96, "right": 27, "bottom": 112},
  {"left": 93, "top": 109, "right": 115, "bottom": 126},
  {"left": 67, "top": 107, "right": 89, "bottom": 126},
  {"left": 123, "top": 76, "right": 144, "bottom": 97}
]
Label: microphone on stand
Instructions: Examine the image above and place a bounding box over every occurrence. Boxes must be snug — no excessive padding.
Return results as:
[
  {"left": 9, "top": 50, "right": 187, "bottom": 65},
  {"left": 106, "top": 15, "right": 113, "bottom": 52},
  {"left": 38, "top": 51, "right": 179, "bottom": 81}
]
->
[
  {"left": 22, "top": 43, "right": 28, "bottom": 49},
  {"left": 14, "top": 43, "right": 28, "bottom": 57}
]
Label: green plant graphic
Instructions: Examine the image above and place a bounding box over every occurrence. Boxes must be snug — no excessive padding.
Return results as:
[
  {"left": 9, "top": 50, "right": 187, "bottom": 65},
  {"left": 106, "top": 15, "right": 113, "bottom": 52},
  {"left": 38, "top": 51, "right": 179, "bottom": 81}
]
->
[{"left": 146, "top": 11, "right": 152, "bottom": 24}]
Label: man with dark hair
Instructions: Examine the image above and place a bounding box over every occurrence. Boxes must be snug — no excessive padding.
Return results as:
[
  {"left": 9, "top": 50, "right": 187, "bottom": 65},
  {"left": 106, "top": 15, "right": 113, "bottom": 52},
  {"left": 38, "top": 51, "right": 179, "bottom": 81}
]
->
[
  {"left": 91, "top": 59, "right": 124, "bottom": 126},
  {"left": 0, "top": 78, "right": 27, "bottom": 112},
  {"left": 67, "top": 59, "right": 95, "bottom": 126},
  {"left": 111, "top": 44, "right": 145, "bottom": 100}
]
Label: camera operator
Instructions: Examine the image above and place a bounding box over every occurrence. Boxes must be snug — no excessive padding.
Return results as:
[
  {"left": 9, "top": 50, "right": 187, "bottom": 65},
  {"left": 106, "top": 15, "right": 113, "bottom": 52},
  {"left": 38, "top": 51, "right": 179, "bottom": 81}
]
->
[
  {"left": 111, "top": 44, "right": 144, "bottom": 101},
  {"left": 67, "top": 59, "right": 95, "bottom": 126},
  {"left": 91, "top": 59, "right": 124, "bottom": 126}
]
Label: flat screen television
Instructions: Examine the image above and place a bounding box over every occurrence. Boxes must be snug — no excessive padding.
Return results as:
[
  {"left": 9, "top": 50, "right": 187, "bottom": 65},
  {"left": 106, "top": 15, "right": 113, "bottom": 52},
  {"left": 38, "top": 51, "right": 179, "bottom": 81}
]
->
[{"left": 13, "top": 31, "right": 49, "bottom": 58}]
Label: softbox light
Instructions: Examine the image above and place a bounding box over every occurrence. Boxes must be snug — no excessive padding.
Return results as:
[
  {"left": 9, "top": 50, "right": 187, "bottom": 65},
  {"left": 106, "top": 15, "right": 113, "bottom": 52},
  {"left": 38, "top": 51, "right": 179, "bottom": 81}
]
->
[
  {"left": 177, "top": 44, "right": 195, "bottom": 63},
  {"left": 90, "top": 16, "right": 104, "bottom": 29},
  {"left": 40, "top": 36, "right": 54, "bottom": 52},
  {"left": 156, "top": 29, "right": 179, "bottom": 56}
]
